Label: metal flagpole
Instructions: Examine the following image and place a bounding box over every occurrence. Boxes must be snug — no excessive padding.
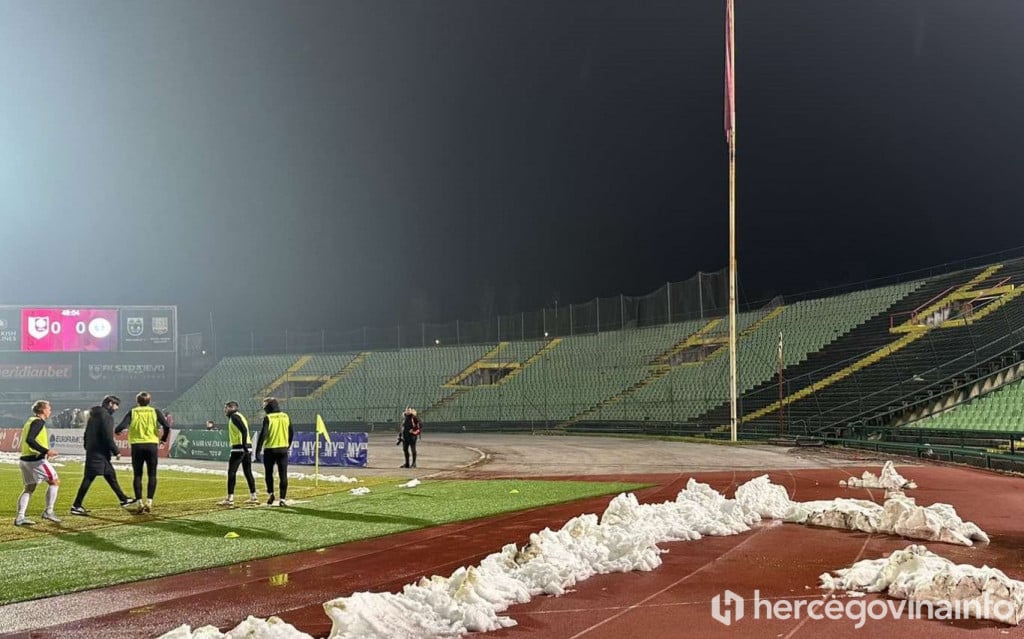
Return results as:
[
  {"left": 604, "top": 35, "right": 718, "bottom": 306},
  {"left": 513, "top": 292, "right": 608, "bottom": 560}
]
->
[{"left": 726, "top": 0, "right": 739, "bottom": 442}]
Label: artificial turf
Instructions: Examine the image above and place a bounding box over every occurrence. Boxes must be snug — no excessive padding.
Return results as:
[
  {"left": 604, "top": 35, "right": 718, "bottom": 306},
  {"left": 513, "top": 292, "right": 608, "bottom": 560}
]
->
[{"left": 0, "top": 461, "right": 643, "bottom": 604}]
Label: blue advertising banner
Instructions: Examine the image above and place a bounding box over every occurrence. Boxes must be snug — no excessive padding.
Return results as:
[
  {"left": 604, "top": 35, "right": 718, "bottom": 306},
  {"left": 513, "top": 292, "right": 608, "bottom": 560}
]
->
[{"left": 289, "top": 432, "right": 368, "bottom": 467}]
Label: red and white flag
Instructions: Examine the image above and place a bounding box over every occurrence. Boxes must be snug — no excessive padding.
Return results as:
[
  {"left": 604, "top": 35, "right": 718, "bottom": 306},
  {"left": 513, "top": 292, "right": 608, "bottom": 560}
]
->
[{"left": 725, "top": 0, "right": 736, "bottom": 142}]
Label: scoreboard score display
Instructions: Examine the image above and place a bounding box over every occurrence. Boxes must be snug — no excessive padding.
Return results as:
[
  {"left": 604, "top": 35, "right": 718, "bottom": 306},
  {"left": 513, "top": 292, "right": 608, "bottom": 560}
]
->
[
  {"left": 0, "top": 306, "right": 177, "bottom": 392},
  {"left": 22, "top": 308, "right": 119, "bottom": 352}
]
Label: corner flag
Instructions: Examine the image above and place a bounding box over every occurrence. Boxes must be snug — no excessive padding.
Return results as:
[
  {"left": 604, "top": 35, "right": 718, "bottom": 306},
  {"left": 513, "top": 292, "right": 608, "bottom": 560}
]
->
[
  {"left": 316, "top": 414, "right": 331, "bottom": 443},
  {"left": 315, "top": 414, "right": 331, "bottom": 487}
]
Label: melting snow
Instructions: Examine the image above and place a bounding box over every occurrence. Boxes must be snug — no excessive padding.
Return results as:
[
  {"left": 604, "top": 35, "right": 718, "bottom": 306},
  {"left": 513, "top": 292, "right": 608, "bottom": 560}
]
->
[
  {"left": 785, "top": 494, "right": 988, "bottom": 546},
  {"left": 840, "top": 462, "right": 917, "bottom": 490},
  {"left": 159, "top": 616, "right": 314, "bottom": 639},
  {"left": 156, "top": 473, "right": 997, "bottom": 639},
  {"left": 113, "top": 462, "right": 360, "bottom": 484},
  {"left": 821, "top": 545, "right": 1024, "bottom": 624}
]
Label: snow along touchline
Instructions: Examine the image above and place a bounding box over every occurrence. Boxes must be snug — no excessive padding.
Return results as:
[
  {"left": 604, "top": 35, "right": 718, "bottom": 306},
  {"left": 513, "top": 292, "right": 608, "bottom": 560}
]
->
[{"left": 157, "top": 471, "right": 994, "bottom": 639}]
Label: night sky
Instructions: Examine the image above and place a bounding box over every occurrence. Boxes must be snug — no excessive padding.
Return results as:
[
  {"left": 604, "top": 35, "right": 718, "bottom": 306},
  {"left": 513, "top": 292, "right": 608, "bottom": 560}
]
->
[{"left": 2, "top": 1, "right": 1022, "bottom": 334}]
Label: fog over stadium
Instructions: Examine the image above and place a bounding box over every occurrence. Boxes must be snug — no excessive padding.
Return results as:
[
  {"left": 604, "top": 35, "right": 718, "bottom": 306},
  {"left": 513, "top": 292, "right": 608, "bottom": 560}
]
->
[
  {"left": 2, "top": 1, "right": 1022, "bottom": 336},
  {"left": 5, "top": 4, "right": 1024, "bottom": 639}
]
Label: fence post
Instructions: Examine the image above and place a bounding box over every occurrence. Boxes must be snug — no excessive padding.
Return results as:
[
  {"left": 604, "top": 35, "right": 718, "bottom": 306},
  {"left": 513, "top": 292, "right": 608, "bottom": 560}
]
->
[
  {"left": 698, "top": 272, "right": 704, "bottom": 319},
  {"left": 667, "top": 282, "right": 672, "bottom": 323},
  {"left": 209, "top": 311, "right": 218, "bottom": 360}
]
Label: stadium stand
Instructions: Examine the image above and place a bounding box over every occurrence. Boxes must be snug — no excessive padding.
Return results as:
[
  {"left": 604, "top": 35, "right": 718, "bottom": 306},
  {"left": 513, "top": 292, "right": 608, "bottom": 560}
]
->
[
  {"left": 732, "top": 259, "right": 1024, "bottom": 435},
  {"left": 167, "top": 282, "right": 927, "bottom": 429},
  {"left": 166, "top": 258, "right": 1024, "bottom": 437},
  {"left": 912, "top": 378, "right": 1024, "bottom": 431}
]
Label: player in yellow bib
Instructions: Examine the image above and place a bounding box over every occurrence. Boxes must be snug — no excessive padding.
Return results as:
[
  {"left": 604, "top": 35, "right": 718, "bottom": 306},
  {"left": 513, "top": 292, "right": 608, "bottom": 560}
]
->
[
  {"left": 15, "top": 400, "right": 61, "bottom": 526},
  {"left": 115, "top": 392, "right": 171, "bottom": 513},
  {"left": 216, "top": 401, "right": 258, "bottom": 506},
  {"left": 254, "top": 397, "right": 293, "bottom": 506}
]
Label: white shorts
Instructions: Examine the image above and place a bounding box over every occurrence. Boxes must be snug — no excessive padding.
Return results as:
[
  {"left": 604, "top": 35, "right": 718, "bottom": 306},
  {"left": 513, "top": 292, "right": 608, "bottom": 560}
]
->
[{"left": 20, "top": 459, "right": 58, "bottom": 485}]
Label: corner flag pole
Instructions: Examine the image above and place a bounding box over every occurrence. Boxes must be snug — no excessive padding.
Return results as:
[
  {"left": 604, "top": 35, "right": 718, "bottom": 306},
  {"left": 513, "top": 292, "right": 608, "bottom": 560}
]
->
[
  {"left": 314, "top": 414, "right": 331, "bottom": 488},
  {"left": 726, "top": 0, "right": 739, "bottom": 442}
]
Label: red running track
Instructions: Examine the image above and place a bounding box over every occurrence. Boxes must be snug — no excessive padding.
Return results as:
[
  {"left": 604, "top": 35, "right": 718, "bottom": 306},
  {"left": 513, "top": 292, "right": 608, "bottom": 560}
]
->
[{"left": 3, "top": 465, "right": 1023, "bottom": 639}]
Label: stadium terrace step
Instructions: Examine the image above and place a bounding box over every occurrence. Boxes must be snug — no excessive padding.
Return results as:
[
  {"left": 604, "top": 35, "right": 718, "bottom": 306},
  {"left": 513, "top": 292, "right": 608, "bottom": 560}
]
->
[{"left": 308, "top": 352, "right": 369, "bottom": 398}]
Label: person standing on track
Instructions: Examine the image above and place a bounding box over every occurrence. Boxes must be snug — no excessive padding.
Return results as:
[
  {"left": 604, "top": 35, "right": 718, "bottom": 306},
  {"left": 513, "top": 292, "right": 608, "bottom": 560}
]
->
[
  {"left": 254, "top": 397, "right": 293, "bottom": 507},
  {"left": 70, "top": 395, "right": 137, "bottom": 515},
  {"left": 115, "top": 391, "right": 170, "bottom": 513},
  {"left": 397, "top": 407, "right": 422, "bottom": 468},
  {"left": 14, "top": 400, "right": 62, "bottom": 526},
  {"left": 217, "top": 401, "right": 258, "bottom": 506}
]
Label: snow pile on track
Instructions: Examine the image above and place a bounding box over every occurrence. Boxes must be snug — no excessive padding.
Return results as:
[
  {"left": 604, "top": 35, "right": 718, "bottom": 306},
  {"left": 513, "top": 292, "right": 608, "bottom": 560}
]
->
[
  {"left": 785, "top": 494, "right": 988, "bottom": 546},
  {"left": 821, "top": 544, "right": 1024, "bottom": 625},
  {"left": 157, "top": 474, "right": 991, "bottom": 639},
  {"left": 840, "top": 462, "right": 917, "bottom": 490}
]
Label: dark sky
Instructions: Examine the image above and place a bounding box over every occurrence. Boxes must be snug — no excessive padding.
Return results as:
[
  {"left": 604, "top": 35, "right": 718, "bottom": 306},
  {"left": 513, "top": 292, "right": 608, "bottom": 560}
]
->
[{"left": 2, "top": 1, "right": 1023, "bottom": 334}]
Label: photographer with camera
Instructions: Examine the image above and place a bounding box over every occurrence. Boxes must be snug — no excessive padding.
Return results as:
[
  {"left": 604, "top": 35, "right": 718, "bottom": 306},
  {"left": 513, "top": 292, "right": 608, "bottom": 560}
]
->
[{"left": 397, "top": 408, "right": 422, "bottom": 468}]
